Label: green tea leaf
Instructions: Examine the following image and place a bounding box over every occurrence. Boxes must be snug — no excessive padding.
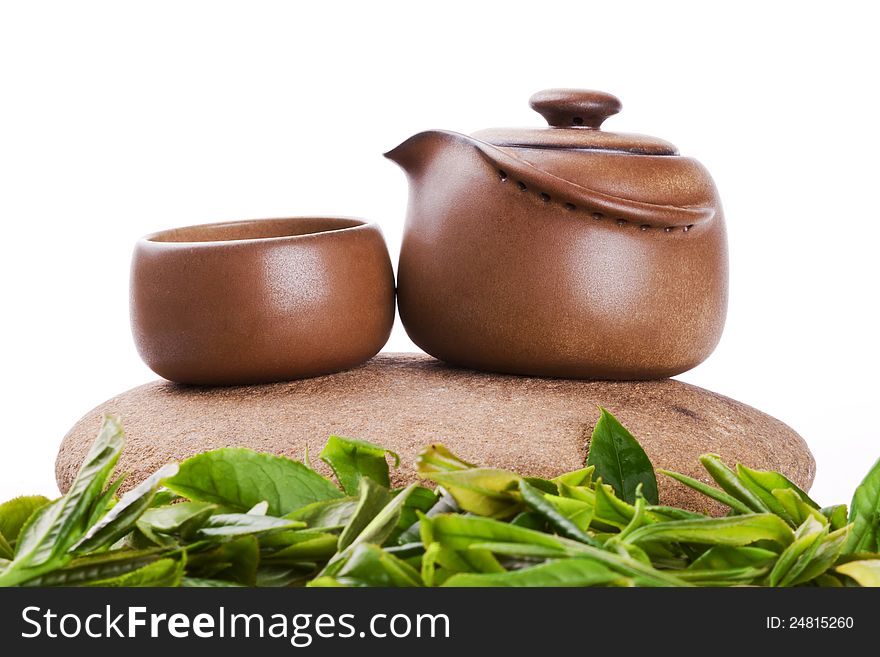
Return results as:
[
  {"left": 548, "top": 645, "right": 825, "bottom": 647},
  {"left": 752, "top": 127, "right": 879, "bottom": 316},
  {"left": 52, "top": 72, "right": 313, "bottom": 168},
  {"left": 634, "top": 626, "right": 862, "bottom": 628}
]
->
[
  {"left": 73, "top": 463, "right": 179, "bottom": 554},
  {"left": 285, "top": 497, "right": 359, "bottom": 529},
  {"left": 517, "top": 479, "right": 598, "bottom": 545},
  {"left": 542, "top": 495, "right": 594, "bottom": 532},
  {"left": 736, "top": 463, "right": 819, "bottom": 525},
  {"left": 737, "top": 464, "right": 818, "bottom": 507},
  {"left": 521, "top": 477, "right": 557, "bottom": 495},
  {"left": 614, "top": 539, "right": 659, "bottom": 566},
  {"left": 688, "top": 546, "right": 778, "bottom": 571},
  {"left": 417, "top": 444, "right": 477, "bottom": 474},
  {"left": 555, "top": 482, "right": 623, "bottom": 530},
  {"left": 422, "top": 468, "right": 521, "bottom": 518},
  {"left": 699, "top": 454, "right": 767, "bottom": 513},
  {"left": 83, "top": 557, "right": 184, "bottom": 587},
  {"left": 556, "top": 482, "right": 595, "bottom": 503},
  {"left": 266, "top": 532, "right": 339, "bottom": 562},
  {"left": 0, "top": 531, "right": 13, "bottom": 560},
  {"left": 422, "top": 514, "right": 570, "bottom": 553},
  {"left": 814, "top": 573, "right": 844, "bottom": 587},
  {"left": 420, "top": 541, "right": 441, "bottom": 586},
  {"left": 467, "top": 541, "right": 572, "bottom": 560},
  {"left": 552, "top": 467, "right": 595, "bottom": 489},
  {"left": 646, "top": 506, "right": 706, "bottom": 521},
  {"left": 659, "top": 469, "right": 752, "bottom": 514},
  {"left": 345, "top": 484, "right": 417, "bottom": 551},
  {"left": 383, "top": 542, "right": 423, "bottom": 559},
  {"left": 165, "top": 448, "right": 343, "bottom": 516},
  {"left": 247, "top": 501, "right": 269, "bottom": 516},
  {"left": 675, "top": 566, "right": 769, "bottom": 584},
  {"left": 836, "top": 559, "right": 880, "bottom": 586},
  {"left": 844, "top": 457, "right": 880, "bottom": 554},
  {"left": 768, "top": 516, "right": 825, "bottom": 586},
  {"left": 84, "top": 476, "right": 125, "bottom": 531},
  {"left": 416, "top": 516, "right": 507, "bottom": 576},
  {"left": 771, "top": 488, "right": 826, "bottom": 528},
  {"left": 821, "top": 504, "right": 849, "bottom": 531},
  {"left": 613, "top": 493, "right": 650, "bottom": 543},
  {"left": 306, "top": 576, "right": 344, "bottom": 587},
  {"left": 319, "top": 543, "right": 422, "bottom": 587},
  {"left": 338, "top": 477, "right": 392, "bottom": 551},
  {"left": 0, "top": 496, "right": 52, "bottom": 547},
  {"left": 586, "top": 408, "right": 658, "bottom": 504},
  {"left": 21, "top": 549, "right": 169, "bottom": 587},
  {"left": 187, "top": 537, "right": 258, "bottom": 585},
  {"left": 182, "top": 577, "right": 244, "bottom": 587},
  {"left": 444, "top": 547, "right": 504, "bottom": 576},
  {"left": 788, "top": 526, "right": 851, "bottom": 586},
  {"left": 255, "top": 565, "right": 313, "bottom": 587},
  {"left": 0, "top": 416, "right": 124, "bottom": 586},
  {"left": 137, "top": 502, "right": 218, "bottom": 541},
  {"left": 593, "top": 481, "right": 636, "bottom": 530},
  {"left": 198, "top": 513, "right": 305, "bottom": 537},
  {"left": 435, "top": 551, "right": 500, "bottom": 579},
  {"left": 320, "top": 435, "right": 399, "bottom": 495},
  {"left": 443, "top": 559, "right": 627, "bottom": 587},
  {"left": 626, "top": 513, "right": 793, "bottom": 548},
  {"left": 322, "top": 485, "right": 419, "bottom": 578},
  {"left": 395, "top": 492, "right": 459, "bottom": 545},
  {"left": 386, "top": 487, "right": 439, "bottom": 547},
  {"left": 149, "top": 490, "right": 182, "bottom": 507}
]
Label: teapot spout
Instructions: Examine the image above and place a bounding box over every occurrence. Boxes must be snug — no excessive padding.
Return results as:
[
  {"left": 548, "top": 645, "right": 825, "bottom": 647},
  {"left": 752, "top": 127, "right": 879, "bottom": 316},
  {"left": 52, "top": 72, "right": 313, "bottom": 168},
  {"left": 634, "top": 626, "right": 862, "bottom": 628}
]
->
[{"left": 384, "top": 130, "right": 471, "bottom": 177}]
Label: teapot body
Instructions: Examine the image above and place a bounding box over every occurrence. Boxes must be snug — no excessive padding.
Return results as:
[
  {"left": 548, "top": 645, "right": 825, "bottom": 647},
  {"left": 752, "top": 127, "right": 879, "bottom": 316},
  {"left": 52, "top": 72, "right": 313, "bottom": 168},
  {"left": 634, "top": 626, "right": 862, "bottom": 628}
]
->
[{"left": 392, "top": 131, "right": 728, "bottom": 379}]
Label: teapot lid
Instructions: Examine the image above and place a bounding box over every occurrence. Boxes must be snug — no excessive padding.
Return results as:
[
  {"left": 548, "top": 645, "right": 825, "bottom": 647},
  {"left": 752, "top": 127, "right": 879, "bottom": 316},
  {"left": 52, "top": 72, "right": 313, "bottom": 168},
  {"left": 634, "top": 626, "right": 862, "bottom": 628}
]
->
[{"left": 472, "top": 89, "right": 678, "bottom": 155}]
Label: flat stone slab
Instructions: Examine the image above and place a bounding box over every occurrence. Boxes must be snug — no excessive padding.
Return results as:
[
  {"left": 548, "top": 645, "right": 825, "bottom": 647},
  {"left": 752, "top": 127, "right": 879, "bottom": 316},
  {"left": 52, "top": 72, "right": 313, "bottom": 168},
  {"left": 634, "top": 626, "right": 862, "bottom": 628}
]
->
[{"left": 57, "top": 353, "right": 814, "bottom": 513}]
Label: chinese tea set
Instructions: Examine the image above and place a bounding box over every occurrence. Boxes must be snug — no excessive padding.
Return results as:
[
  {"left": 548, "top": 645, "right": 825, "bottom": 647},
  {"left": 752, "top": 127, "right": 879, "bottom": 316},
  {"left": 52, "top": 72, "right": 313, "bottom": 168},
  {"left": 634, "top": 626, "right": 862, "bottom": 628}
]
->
[{"left": 130, "top": 89, "right": 728, "bottom": 385}]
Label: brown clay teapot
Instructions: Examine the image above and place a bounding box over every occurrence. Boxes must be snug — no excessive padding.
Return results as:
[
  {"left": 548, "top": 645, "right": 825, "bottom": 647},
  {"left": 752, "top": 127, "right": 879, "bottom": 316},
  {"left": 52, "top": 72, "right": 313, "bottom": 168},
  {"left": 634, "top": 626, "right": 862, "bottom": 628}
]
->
[{"left": 386, "top": 89, "right": 728, "bottom": 380}]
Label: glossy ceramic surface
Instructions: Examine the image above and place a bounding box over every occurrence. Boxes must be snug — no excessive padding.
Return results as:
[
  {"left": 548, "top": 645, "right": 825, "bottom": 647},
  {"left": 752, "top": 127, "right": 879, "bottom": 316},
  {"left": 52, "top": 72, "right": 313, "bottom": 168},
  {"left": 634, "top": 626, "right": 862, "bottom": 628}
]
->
[
  {"left": 386, "top": 89, "right": 728, "bottom": 379},
  {"left": 131, "top": 217, "right": 395, "bottom": 385}
]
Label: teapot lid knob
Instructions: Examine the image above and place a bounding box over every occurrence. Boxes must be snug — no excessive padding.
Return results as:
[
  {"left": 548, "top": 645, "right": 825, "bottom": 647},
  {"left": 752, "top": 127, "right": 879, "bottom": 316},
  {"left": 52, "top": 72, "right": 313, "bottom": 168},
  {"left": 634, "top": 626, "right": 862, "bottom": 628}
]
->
[{"left": 529, "top": 89, "right": 622, "bottom": 129}]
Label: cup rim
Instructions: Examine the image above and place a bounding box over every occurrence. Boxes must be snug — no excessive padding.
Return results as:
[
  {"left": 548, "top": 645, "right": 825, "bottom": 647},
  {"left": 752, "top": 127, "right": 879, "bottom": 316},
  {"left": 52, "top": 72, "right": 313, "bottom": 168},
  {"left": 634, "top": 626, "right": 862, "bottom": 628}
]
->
[{"left": 139, "top": 216, "right": 377, "bottom": 248}]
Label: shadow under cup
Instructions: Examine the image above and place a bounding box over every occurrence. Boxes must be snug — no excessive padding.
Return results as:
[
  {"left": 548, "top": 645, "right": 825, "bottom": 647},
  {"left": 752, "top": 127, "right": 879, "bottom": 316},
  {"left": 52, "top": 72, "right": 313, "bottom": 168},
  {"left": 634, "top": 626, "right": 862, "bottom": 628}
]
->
[{"left": 130, "top": 217, "right": 395, "bottom": 385}]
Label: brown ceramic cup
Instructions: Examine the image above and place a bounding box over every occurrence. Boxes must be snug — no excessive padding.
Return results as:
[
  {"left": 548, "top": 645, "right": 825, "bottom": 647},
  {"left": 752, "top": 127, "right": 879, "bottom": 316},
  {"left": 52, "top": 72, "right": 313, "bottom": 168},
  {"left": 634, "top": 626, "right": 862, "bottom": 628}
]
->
[{"left": 130, "top": 217, "right": 395, "bottom": 385}]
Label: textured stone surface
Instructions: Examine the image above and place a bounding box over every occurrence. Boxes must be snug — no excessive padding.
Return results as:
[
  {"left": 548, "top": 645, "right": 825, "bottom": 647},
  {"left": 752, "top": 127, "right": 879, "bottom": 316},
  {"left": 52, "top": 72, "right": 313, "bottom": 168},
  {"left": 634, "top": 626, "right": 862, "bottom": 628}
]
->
[{"left": 56, "top": 353, "right": 815, "bottom": 513}]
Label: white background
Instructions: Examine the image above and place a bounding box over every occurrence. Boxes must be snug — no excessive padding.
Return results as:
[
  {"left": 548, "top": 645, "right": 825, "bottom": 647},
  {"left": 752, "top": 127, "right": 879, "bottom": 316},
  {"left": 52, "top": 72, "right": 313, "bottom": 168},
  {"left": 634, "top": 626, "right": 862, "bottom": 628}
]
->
[{"left": 1, "top": 1, "right": 877, "bottom": 506}]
